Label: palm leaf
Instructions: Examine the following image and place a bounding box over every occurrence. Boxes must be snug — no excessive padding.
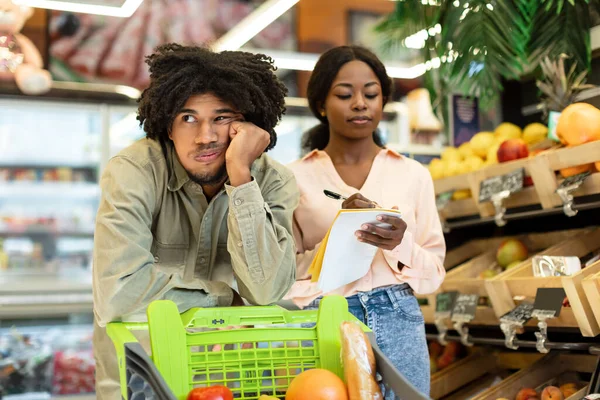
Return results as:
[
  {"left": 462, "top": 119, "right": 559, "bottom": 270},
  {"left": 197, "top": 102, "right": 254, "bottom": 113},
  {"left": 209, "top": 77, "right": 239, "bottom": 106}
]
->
[
  {"left": 440, "top": 0, "right": 527, "bottom": 108},
  {"left": 374, "top": 0, "right": 443, "bottom": 56},
  {"left": 540, "top": 0, "right": 587, "bottom": 13},
  {"left": 528, "top": 0, "right": 592, "bottom": 73}
]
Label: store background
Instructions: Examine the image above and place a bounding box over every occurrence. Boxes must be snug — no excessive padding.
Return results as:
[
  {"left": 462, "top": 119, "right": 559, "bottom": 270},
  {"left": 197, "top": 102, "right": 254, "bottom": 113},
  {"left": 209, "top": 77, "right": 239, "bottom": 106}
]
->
[{"left": 2, "top": 0, "right": 600, "bottom": 398}]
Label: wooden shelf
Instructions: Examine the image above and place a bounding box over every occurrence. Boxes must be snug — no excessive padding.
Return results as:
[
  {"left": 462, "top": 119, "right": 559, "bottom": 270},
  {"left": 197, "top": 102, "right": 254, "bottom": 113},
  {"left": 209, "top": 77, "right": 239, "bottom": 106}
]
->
[{"left": 435, "top": 141, "right": 600, "bottom": 222}]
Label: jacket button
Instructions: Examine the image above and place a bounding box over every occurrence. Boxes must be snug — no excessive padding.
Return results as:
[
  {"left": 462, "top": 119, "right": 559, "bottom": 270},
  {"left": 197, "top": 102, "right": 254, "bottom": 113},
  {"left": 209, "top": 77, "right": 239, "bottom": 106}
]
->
[
  {"left": 234, "top": 199, "right": 243, "bottom": 206},
  {"left": 199, "top": 257, "right": 206, "bottom": 264}
]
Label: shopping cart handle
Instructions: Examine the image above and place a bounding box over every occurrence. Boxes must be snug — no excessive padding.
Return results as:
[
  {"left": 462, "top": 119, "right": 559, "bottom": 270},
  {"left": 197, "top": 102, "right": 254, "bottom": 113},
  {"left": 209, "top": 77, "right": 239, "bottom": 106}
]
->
[
  {"left": 368, "top": 332, "right": 432, "bottom": 400},
  {"left": 107, "top": 322, "right": 143, "bottom": 400}
]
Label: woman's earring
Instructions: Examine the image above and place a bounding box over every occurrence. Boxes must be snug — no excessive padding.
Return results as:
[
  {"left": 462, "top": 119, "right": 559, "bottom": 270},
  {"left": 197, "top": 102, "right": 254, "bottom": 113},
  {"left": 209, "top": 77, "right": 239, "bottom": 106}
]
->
[{"left": 320, "top": 111, "right": 326, "bottom": 117}]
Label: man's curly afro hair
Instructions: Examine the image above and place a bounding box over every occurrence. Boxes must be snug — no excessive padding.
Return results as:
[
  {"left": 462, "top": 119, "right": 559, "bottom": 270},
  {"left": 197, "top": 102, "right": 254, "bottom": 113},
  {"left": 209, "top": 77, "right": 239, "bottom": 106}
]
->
[{"left": 137, "top": 43, "right": 288, "bottom": 152}]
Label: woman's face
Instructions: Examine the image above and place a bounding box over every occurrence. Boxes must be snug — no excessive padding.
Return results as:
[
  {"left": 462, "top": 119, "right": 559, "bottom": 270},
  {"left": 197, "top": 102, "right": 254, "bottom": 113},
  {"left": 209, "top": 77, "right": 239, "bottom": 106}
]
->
[{"left": 322, "top": 60, "right": 384, "bottom": 142}]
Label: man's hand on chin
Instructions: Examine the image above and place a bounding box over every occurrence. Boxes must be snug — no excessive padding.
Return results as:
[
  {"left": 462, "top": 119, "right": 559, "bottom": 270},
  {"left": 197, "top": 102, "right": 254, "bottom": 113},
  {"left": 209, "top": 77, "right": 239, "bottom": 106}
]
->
[{"left": 225, "top": 122, "right": 270, "bottom": 187}]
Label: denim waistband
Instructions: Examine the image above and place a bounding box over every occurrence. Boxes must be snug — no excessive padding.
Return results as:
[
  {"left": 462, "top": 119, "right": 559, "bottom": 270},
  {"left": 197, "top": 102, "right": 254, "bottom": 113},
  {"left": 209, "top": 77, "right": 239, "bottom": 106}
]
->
[{"left": 346, "top": 283, "right": 413, "bottom": 308}]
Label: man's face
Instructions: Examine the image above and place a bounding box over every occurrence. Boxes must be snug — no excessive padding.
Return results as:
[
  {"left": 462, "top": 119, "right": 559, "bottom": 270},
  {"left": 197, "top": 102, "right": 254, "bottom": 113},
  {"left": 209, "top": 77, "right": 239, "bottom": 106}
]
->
[{"left": 169, "top": 94, "right": 243, "bottom": 187}]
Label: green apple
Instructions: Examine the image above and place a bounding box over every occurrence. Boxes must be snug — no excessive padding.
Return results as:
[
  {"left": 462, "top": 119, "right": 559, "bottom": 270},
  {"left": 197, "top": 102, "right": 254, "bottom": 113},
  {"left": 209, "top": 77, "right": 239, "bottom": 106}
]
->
[{"left": 496, "top": 239, "right": 528, "bottom": 268}]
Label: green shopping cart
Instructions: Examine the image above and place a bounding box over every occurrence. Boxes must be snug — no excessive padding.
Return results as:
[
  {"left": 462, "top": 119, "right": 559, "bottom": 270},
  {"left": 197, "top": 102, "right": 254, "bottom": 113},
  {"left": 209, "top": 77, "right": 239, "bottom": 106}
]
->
[{"left": 107, "top": 295, "right": 431, "bottom": 400}]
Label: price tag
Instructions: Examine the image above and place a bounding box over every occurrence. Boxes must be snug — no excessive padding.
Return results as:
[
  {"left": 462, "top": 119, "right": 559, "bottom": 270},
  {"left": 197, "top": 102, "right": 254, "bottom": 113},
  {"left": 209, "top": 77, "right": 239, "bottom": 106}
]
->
[
  {"left": 500, "top": 302, "right": 533, "bottom": 326},
  {"left": 479, "top": 168, "right": 525, "bottom": 203},
  {"left": 556, "top": 171, "right": 591, "bottom": 191},
  {"left": 532, "top": 288, "right": 565, "bottom": 318},
  {"left": 436, "top": 191, "right": 454, "bottom": 210},
  {"left": 451, "top": 294, "right": 479, "bottom": 322},
  {"left": 435, "top": 291, "right": 458, "bottom": 319}
]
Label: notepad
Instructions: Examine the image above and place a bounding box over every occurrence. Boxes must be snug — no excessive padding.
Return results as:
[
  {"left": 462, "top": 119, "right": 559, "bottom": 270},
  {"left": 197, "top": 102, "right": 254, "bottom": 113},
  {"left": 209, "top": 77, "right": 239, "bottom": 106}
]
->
[{"left": 308, "top": 208, "right": 402, "bottom": 293}]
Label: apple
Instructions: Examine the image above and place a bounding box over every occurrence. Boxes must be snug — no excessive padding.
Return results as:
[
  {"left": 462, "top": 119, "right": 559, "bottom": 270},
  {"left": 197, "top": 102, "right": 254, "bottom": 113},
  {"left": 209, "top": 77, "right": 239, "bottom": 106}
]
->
[
  {"left": 517, "top": 388, "right": 539, "bottom": 400},
  {"left": 506, "top": 261, "right": 522, "bottom": 270},
  {"left": 479, "top": 268, "right": 499, "bottom": 279},
  {"left": 496, "top": 239, "right": 529, "bottom": 268},
  {"left": 541, "top": 386, "right": 564, "bottom": 400},
  {"left": 497, "top": 138, "right": 529, "bottom": 163}
]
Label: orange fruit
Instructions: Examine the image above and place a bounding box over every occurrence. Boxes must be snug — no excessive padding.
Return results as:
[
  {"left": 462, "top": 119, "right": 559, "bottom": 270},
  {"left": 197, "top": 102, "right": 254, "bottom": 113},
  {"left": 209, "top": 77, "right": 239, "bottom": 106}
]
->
[
  {"left": 560, "top": 163, "right": 593, "bottom": 178},
  {"left": 556, "top": 103, "right": 600, "bottom": 145},
  {"left": 285, "top": 369, "right": 348, "bottom": 400}
]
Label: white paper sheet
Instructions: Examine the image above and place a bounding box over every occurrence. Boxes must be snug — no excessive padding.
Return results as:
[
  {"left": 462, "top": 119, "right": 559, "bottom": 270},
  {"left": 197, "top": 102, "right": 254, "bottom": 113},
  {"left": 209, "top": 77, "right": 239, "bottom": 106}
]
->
[{"left": 317, "top": 209, "right": 402, "bottom": 293}]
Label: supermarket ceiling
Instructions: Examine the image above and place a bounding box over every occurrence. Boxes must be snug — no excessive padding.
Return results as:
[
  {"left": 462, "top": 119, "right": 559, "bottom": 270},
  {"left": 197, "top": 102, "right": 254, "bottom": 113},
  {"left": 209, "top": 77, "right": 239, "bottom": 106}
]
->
[{"left": 14, "top": 0, "right": 144, "bottom": 17}]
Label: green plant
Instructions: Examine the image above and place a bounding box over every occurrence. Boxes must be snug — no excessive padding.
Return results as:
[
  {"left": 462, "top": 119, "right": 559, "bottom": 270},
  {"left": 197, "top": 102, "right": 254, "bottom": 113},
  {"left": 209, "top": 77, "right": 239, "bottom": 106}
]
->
[
  {"left": 536, "top": 54, "right": 595, "bottom": 116},
  {"left": 376, "top": 0, "right": 598, "bottom": 111}
]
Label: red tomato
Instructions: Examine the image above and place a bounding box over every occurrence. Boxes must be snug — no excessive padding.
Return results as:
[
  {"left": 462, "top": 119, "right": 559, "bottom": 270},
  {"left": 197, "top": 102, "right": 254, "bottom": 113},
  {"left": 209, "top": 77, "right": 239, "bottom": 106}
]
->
[{"left": 187, "top": 386, "right": 234, "bottom": 400}]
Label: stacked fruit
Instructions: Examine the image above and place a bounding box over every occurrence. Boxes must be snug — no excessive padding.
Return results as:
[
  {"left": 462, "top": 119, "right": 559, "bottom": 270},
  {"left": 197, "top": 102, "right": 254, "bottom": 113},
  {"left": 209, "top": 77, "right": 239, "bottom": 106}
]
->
[
  {"left": 428, "top": 341, "right": 466, "bottom": 374},
  {"left": 496, "top": 383, "right": 580, "bottom": 400},
  {"left": 555, "top": 103, "right": 600, "bottom": 177},
  {"left": 429, "top": 103, "right": 600, "bottom": 190},
  {"left": 479, "top": 239, "right": 529, "bottom": 279},
  {"left": 428, "top": 122, "right": 547, "bottom": 199}
]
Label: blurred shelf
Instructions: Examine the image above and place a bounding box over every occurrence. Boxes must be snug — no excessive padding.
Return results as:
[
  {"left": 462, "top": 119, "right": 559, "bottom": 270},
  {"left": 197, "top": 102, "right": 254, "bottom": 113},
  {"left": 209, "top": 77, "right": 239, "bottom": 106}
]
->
[
  {"left": 0, "top": 228, "right": 94, "bottom": 237},
  {"left": 0, "top": 163, "right": 96, "bottom": 169},
  {"left": 2, "top": 394, "right": 95, "bottom": 400},
  {"left": 0, "top": 182, "right": 100, "bottom": 199},
  {"left": 0, "top": 271, "right": 93, "bottom": 317}
]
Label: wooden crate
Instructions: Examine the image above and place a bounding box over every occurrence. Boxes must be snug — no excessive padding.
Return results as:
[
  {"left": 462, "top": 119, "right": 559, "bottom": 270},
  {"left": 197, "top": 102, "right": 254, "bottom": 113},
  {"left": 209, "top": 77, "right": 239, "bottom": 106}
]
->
[
  {"left": 470, "top": 353, "right": 597, "bottom": 400},
  {"left": 582, "top": 263, "right": 600, "bottom": 330},
  {"left": 419, "top": 238, "right": 508, "bottom": 323},
  {"left": 486, "top": 229, "right": 600, "bottom": 336},
  {"left": 434, "top": 141, "right": 600, "bottom": 219},
  {"left": 431, "top": 351, "right": 497, "bottom": 399},
  {"left": 438, "top": 230, "right": 582, "bottom": 327}
]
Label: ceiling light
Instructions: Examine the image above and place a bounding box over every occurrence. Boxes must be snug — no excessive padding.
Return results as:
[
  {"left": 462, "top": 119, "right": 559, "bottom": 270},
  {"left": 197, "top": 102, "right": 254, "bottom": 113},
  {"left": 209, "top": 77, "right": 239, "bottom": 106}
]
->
[
  {"left": 212, "top": 0, "right": 299, "bottom": 52},
  {"left": 13, "top": 0, "right": 144, "bottom": 17},
  {"left": 244, "top": 48, "right": 428, "bottom": 79}
]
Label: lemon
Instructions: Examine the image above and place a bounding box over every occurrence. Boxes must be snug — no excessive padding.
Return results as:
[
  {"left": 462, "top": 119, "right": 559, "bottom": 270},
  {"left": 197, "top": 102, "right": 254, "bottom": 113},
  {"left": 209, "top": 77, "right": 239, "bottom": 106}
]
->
[
  {"left": 495, "top": 122, "right": 522, "bottom": 141},
  {"left": 452, "top": 189, "right": 472, "bottom": 200},
  {"left": 523, "top": 122, "right": 549, "bottom": 145},
  {"left": 464, "top": 156, "right": 485, "bottom": 172},
  {"left": 444, "top": 160, "right": 461, "bottom": 178},
  {"left": 470, "top": 132, "right": 495, "bottom": 158},
  {"left": 428, "top": 158, "right": 445, "bottom": 180},
  {"left": 487, "top": 142, "right": 501, "bottom": 164},
  {"left": 441, "top": 147, "right": 462, "bottom": 163},
  {"left": 458, "top": 142, "right": 475, "bottom": 159}
]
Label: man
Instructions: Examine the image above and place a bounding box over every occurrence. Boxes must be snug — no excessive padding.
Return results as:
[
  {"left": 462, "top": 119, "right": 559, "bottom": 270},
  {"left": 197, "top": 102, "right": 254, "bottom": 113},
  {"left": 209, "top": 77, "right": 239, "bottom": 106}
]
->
[{"left": 92, "top": 43, "right": 299, "bottom": 398}]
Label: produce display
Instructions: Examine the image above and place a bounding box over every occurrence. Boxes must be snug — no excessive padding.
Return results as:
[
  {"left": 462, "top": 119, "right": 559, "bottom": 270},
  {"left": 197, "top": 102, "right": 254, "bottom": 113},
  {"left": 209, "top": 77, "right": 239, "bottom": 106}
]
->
[
  {"left": 428, "top": 102, "right": 600, "bottom": 201},
  {"left": 479, "top": 239, "right": 528, "bottom": 279},
  {"left": 428, "top": 341, "right": 466, "bottom": 374},
  {"left": 502, "top": 382, "right": 581, "bottom": 400}
]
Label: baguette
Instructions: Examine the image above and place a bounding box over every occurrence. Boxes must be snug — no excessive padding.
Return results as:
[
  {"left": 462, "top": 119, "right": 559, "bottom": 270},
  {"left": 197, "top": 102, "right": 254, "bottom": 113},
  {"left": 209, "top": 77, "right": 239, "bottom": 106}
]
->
[{"left": 340, "top": 321, "right": 383, "bottom": 400}]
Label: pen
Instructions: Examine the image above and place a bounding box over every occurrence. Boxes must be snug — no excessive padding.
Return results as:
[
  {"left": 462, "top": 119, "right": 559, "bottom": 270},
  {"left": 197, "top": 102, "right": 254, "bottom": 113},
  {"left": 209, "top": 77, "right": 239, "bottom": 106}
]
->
[{"left": 323, "top": 189, "right": 347, "bottom": 201}]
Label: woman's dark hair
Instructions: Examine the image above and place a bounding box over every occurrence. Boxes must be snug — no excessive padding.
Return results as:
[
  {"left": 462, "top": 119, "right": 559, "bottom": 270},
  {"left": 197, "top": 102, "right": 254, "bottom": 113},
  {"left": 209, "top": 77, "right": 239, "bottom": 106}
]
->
[
  {"left": 302, "top": 45, "right": 393, "bottom": 153},
  {"left": 138, "top": 43, "right": 288, "bottom": 152}
]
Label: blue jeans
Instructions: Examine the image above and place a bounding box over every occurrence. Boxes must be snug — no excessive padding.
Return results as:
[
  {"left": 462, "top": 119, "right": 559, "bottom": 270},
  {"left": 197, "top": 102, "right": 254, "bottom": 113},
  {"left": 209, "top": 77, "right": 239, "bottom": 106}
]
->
[{"left": 307, "top": 284, "right": 430, "bottom": 400}]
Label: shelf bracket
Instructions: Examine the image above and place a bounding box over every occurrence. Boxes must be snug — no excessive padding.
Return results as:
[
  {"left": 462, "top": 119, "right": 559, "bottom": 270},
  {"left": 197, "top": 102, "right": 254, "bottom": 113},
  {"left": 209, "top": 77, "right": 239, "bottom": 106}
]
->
[
  {"left": 453, "top": 320, "right": 473, "bottom": 347},
  {"left": 555, "top": 171, "right": 591, "bottom": 217},
  {"left": 491, "top": 190, "right": 510, "bottom": 227},
  {"left": 500, "top": 321, "right": 520, "bottom": 350},
  {"left": 532, "top": 310, "right": 555, "bottom": 354},
  {"left": 434, "top": 317, "right": 449, "bottom": 345},
  {"left": 557, "top": 186, "right": 578, "bottom": 217}
]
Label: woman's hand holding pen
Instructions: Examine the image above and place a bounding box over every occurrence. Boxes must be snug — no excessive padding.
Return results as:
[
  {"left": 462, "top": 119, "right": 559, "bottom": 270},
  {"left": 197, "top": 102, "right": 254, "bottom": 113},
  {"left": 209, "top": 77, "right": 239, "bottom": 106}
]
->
[{"left": 342, "top": 193, "right": 406, "bottom": 250}]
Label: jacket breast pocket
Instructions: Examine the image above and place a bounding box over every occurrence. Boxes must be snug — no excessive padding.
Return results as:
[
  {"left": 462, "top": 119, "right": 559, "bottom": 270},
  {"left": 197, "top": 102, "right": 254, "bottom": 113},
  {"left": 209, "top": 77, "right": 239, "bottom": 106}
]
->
[{"left": 151, "top": 241, "right": 187, "bottom": 267}]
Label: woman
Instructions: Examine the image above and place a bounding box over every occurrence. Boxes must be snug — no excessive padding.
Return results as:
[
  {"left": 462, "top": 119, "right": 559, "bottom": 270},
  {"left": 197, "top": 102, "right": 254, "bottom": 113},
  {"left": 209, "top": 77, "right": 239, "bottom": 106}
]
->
[{"left": 285, "top": 46, "right": 446, "bottom": 398}]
